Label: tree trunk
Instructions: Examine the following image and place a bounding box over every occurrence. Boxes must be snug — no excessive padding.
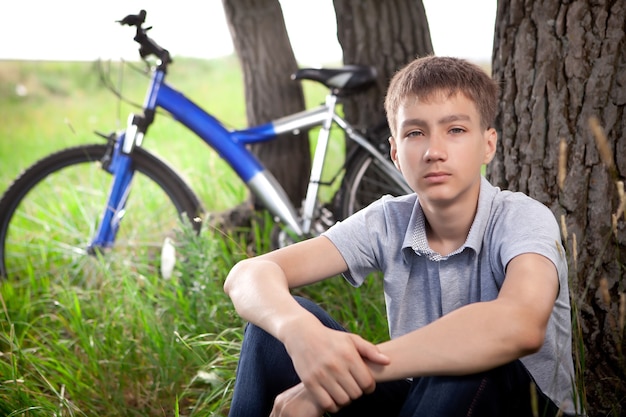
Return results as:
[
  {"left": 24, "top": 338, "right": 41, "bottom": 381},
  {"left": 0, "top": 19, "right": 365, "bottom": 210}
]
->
[
  {"left": 333, "top": 0, "right": 434, "bottom": 132},
  {"left": 489, "top": 0, "right": 626, "bottom": 414},
  {"left": 222, "top": 0, "right": 310, "bottom": 209}
]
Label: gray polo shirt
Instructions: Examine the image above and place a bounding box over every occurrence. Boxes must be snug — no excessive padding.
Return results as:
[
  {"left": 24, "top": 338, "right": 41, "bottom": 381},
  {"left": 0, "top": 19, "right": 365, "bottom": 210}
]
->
[{"left": 323, "top": 176, "right": 578, "bottom": 414}]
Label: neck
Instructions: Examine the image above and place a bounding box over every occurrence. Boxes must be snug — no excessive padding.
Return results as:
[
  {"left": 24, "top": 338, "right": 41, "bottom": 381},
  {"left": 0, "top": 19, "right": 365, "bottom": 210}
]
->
[{"left": 421, "top": 186, "right": 480, "bottom": 256}]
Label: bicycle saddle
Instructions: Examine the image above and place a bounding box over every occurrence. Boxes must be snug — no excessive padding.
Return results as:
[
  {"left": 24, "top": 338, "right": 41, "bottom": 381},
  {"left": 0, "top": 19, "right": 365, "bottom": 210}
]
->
[{"left": 291, "top": 65, "right": 377, "bottom": 95}]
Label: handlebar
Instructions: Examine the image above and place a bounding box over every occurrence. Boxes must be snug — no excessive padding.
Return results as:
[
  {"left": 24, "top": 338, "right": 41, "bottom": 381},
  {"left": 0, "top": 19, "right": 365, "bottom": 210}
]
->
[{"left": 117, "top": 10, "right": 172, "bottom": 69}]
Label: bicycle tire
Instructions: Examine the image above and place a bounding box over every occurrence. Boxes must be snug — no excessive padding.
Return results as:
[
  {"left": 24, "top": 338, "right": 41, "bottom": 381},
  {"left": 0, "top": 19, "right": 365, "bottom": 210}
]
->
[
  {"left": 0, "top": 144, "right": 203, "bottom": 281},
  {"left": 334, "top": 146, "right": 410, "bottom": 221}
]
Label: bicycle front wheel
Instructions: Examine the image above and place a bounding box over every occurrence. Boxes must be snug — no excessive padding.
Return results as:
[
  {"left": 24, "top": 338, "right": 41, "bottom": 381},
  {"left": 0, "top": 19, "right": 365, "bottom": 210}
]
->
[
  {"left": 0, "top": 144, "right": 203, "bottom": 282},
  {"left": 334, "top": 148, "right": 410, "bottom": 220}
]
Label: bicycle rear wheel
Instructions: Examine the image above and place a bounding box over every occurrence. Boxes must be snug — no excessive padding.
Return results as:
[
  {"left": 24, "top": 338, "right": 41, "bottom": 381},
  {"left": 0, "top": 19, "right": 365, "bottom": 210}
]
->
[
  {"left": 0, "top": 144, "right": 203, "bottom": 282},
  {"left": 334, "top": 147, "right": 410, "bottom": 220}
]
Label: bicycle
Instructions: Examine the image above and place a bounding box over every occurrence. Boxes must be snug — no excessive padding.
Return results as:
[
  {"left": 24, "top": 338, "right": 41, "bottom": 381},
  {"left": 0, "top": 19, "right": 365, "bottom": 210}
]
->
[{"left": 0, "top": 10, "right": 411, "bottom": 280}]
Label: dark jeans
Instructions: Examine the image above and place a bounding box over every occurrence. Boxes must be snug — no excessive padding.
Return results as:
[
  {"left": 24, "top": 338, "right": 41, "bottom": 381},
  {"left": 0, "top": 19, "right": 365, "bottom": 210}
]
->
[{"left": 228, "top": 297, "right": 565, "bottom": 417}]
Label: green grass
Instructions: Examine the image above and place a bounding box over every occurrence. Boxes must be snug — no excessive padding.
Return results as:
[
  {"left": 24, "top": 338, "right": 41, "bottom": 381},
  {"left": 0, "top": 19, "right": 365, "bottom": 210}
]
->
[
  {"left": 2, "top": 56, "right": 613, "bottom": 416},
  {"left": 0, "top": 214, "right": 387, "bottom": 416},
  {"left": 0, "top": 57, "right": 248, "bottom": 209},
  {"left": 0, "top": 57, "right": 384, "bottom": 416},
  {"left": 0, "top": 224, "right": 246, "bottom": 416},
  {"left": 0, "top": 57, "right": 344, "bottom": 209}
]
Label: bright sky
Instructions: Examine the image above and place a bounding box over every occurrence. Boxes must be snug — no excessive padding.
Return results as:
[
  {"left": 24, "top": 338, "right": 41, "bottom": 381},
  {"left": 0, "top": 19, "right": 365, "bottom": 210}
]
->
[{"left": 0, "top": 1, "right": 496, "bottom": 65}]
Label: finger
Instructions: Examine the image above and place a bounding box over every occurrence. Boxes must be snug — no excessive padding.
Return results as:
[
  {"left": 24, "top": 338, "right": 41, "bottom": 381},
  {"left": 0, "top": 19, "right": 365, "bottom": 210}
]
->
[
  {"left": 330, "top": 369, "right": 365, "bottom": 403},
  {"left": 308, "top": 382, "right": 341, "bottom": 413},
  {"left": 351, "top": 335, "right": 390, "bottom": 365},
  {"left": 315, "top": 371, "right": 361, "bottom": 411},
  {"left": 349, "top": 362, "right": 377, "bottom": 394}
]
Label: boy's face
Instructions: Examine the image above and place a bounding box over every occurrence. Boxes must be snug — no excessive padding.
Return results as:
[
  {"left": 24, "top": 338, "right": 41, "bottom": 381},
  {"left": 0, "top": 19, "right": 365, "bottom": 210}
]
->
[{"left": 389, "top": 92, "right": 497, "bottom": 210}]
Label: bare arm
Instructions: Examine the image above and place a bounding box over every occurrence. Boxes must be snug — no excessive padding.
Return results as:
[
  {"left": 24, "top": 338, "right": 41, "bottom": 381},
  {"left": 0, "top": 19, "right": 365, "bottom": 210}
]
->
[
  {"left": 223, "top": 236, "right": 348, "bottom": 337},
  {"left": 369, "top": 253, "right": 559, "bottom": 381},
  {"left": 224, "top": 236, "right": 389, "bottom": 412}
]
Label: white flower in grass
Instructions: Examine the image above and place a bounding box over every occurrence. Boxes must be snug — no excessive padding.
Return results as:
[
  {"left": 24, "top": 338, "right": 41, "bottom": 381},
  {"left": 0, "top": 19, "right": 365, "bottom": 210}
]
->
[{"left": 161, "top": 237, "right": 176, "bottom": 279}]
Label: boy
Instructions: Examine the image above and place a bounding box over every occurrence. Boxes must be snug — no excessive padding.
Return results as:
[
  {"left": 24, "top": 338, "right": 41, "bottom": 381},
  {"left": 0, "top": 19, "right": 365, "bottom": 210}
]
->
[{"left": 224, "top": 56, "right": 580, "bottom": 416}]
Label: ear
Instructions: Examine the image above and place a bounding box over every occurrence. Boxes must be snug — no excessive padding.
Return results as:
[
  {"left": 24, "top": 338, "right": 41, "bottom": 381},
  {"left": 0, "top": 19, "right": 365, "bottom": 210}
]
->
[
  {"left": 389, "top": 136, "right": 402, "bottom": 171},
  {"left": 483, "top": 128, "right": 498, "bottom": 164}
]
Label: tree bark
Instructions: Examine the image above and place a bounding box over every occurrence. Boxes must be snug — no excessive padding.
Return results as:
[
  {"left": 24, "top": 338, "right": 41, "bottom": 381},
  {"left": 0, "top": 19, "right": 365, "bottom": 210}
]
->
[
  {"left": 489, "top": 0, "right": 626, "bottom": 414},
  {"left": 222, "top": 0, "right": 310, "bottom": 208},
  {"left": 333, "top": 0, "right": 434, "bottom": 132}
]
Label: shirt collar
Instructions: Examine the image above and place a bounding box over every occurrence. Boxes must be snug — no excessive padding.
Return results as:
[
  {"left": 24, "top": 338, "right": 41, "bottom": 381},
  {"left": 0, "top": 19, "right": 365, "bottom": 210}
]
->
[{"left": 401, "top": 176, "right": 498, "bottom": 261}]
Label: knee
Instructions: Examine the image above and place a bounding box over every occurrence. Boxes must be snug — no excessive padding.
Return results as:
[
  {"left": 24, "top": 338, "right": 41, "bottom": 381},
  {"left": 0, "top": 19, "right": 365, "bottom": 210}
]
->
[
  {"left": 241, "top": 321, "right": 275, "bottom": 347},
  {"left": 241, "top": 296, "right": 343, "bottom": 348},
  {"left": 293, "top": 295, "right": 318, "bottom": 312},
  {"left": 293, "top": 296, "right": 345, "bottom": 332},
  {"left": 240, "top": 297, "right": 315, "bottom": 345}
]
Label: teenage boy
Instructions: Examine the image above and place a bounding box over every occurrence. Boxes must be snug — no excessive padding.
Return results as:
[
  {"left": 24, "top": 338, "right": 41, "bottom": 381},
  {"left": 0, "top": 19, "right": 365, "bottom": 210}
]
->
[{"left": 224, "top": 56, "right": 580, "bottom": 417}]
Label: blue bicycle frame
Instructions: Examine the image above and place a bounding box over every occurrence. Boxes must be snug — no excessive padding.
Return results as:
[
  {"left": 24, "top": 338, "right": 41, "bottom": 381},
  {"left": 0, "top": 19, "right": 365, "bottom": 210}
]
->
[
  {"left": 91, "top": 67, "right": 318, "bottom": 250},
  {"left": 90, "top": 62, "right": 408, "bottom": 252}
]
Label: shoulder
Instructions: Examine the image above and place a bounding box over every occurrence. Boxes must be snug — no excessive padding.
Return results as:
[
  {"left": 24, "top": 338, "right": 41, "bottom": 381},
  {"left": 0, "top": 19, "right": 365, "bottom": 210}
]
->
[
  {"left": 324, "top": 193, "right": 416, "bottom": 248},
  {"left": 485, "top": 188, "right": 566, "bottom": 275},
  {"left": 335, "top": 193, "right": 417, "bottom": 226},
  {"left": 322, "top": 193, "right": 418, "bottom": 283},
  {"left": 376, "top": 193, "right": 418, "bottom": 216},
  {"left": 489, "top": 188, "right": 558, "bottom": 227},
  {"left": 366, "top": 192, "right": 417, "bottom": 210},
  {"left": 357, "top": 193, "right": 417, "bottom": 233}
]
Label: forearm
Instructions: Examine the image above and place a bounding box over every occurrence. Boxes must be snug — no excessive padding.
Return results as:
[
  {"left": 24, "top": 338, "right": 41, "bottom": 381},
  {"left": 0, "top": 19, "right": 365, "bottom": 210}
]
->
[
  {"left": 368, "top": 254, "right": 558, "bottom": 382},
  {"left": 224, "top": 258, "right": 321, "bottom": 341},
  {"left": 369, "top": 300, "right": 545, "bottom": 381},
  {"left": 225, "top": 256, "right": 390, "bottom": 413},
  {"left": 224, "top": 236, "right": 350, "bottom": 342}
]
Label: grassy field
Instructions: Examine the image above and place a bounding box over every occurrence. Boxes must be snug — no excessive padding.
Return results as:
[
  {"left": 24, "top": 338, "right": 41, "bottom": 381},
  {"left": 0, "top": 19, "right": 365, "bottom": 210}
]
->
[
  {"left": 0, "top": 57, "right": 241, "bottom": 208},
  {"left": 3, "top": 55, "right": 614, "bottom": 416},
  {"left": 0, "top": 57, "right": 388, "bottom": 416}
]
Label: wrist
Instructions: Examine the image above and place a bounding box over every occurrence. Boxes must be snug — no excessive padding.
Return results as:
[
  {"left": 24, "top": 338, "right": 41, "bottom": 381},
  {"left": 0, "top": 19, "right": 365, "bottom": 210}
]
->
[
  {"left": 275, "top": 309, "right": 320, "bottom": 345},
  {"left": 366, "top": 342, "right": 394, "bottom": 381}
]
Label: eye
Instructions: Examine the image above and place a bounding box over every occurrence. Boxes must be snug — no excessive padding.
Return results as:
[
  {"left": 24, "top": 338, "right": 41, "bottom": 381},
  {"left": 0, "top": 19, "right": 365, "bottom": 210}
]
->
[
  {"left": 449, "top": 127, "right": 466, "bottom": 134},
  {"left": 406, "top": 130, "right": 424, "bottom": 138}
]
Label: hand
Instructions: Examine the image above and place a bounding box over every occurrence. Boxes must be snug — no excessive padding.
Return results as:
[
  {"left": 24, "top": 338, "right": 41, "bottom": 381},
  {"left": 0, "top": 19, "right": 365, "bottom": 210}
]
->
[
  {"left": 283, "top": 322, "right": 390, "bottom": 413},
  {"left": 270, "top": 383, "right": 324, "bottom": 417}
]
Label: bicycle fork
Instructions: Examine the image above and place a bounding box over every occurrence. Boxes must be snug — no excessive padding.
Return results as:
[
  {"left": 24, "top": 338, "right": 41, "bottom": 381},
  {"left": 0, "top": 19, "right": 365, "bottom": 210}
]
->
[{"left": 87, "top": 117, "right": 142, "bottom": 254}]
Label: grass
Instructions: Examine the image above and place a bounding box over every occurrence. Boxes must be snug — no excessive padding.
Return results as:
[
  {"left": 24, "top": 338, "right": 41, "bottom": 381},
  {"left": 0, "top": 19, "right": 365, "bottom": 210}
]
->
[
  {"left": 0, "top": 214, "right": 387, "bottom": 416},
  {"left": 0, "top": 57, "right": 248, "bottom": 211},
  {"left": 0, "top": 57, "right": 344, "bottom": 208},
  {"left": 2, "top": 56, "right": 622, "bottom": 416},
  {"left": 0, "top": 224, "right": 245, "bottom": 416},
  {"left": 0, "top": 56, "right": 384, "bottom": 416}
]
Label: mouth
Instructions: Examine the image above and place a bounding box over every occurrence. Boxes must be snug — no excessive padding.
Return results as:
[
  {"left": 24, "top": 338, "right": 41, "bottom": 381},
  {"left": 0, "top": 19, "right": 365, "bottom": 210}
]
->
[
  {"left": 424, "top": 171, "right": 449, "bottom": 178},
  {"left": 424, "top": 171, "right": 450, "bottom": 183}
]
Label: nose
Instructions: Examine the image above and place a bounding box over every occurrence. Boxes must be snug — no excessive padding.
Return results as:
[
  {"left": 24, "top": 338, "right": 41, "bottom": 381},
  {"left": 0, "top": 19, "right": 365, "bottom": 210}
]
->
[{"left": 423, "top": 135, "right": 447, "bottom": 163}]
